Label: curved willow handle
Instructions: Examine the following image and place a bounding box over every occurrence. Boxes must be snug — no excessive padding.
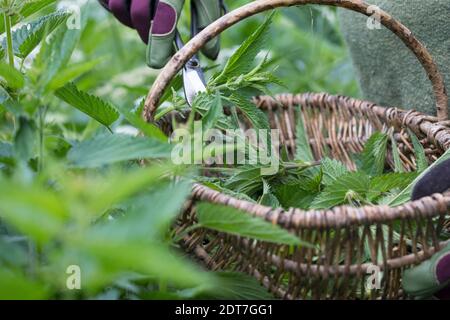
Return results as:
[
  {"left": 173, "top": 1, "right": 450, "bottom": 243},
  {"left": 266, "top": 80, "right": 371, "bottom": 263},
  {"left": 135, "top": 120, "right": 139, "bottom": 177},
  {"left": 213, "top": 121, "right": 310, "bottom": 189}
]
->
[{"left": 144, "top": 0, "right": 448, "bottom": 122}]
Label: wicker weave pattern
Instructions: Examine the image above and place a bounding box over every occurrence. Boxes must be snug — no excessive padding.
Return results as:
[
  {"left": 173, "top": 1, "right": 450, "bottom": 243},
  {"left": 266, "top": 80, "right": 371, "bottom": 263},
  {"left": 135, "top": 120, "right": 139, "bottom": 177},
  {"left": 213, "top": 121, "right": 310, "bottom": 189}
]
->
[
  {"left": 172, "top": 93, "right": 450, "bottom": 299},
  {"left": 144, "top": 1, "right": 450, "bottom": 299}
]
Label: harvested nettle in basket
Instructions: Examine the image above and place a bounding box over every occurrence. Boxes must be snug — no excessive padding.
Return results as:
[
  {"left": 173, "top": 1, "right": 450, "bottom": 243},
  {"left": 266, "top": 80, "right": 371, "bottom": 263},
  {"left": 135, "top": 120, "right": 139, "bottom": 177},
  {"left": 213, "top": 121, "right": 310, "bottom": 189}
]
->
[{"left": 144, "top": 1, "right": 450, "bottom": 299}]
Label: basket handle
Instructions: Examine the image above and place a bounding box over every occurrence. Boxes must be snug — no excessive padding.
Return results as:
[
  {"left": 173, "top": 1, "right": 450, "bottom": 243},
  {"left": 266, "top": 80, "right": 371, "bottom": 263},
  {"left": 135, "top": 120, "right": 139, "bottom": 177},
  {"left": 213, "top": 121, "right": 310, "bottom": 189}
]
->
[{"left": 144, "top": 0, "right": 448, "bottom": 122}]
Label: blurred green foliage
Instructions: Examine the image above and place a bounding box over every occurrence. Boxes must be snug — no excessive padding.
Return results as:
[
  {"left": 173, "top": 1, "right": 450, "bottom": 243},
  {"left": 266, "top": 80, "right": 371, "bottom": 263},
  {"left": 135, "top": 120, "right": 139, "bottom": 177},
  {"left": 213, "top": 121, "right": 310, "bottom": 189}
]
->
[{"left": 0, "top": 0, "right": 359, "bottom": 299}]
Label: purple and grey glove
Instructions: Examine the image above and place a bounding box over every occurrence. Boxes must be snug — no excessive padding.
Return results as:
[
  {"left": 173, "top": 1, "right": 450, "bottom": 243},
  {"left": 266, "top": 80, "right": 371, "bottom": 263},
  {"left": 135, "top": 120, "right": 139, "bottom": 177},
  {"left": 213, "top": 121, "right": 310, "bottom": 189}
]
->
[{"left": 99, "top": 0, "right": 222, "bottom": 69}]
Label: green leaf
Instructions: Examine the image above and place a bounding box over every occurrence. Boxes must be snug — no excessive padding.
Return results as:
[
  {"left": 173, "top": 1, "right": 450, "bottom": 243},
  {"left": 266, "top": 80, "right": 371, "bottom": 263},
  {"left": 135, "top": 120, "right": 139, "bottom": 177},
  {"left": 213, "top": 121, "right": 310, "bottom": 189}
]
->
[
  {"left": 258, "top": 179, "right": 280, "bottom": 207},
  {"left": 361, "top": 132, "right": 389, "bottom": 176},
  {"left": 120, "top": 180, "right": 192, "bottom": 240},
  {"left": 0, "top": 178, "right": 68, "bottom": 245},
  {"left": 0, "top": 85, "right": 11, "bottom": 104},
  {"left": 295, "top": 107, "right": 314, "bottom": 162},
  {"left": 229, "top": 93, "right": 270, "bottom": 130},
  {"left": 68, "top": 134, "right": 172, "bottom": 168},
  {"left": 31, "top": 25, "right": 81, "bottom": 92},
  {"left": 191, "top": 272, "right": 273, "bottom": 300},
  {"left": 408, "top": 129, "right": 428, "bottom": 172},
  {"left": 310, "top": 172, "right": 370, "bottom": 209},
  {"left": 55, "top": 82, "right": 119, "bottom": 128},
  {"left": 274, "top": 184, "right": 317, "bottom": 209},
  {"left": 116, "top": 103, "right": 167, "bottom": 142},
  {"left": 370, "top": 172, "right": 418, "bottom": 193},
  {"left": 201, "top": 92, "right": 223, "bottom": 132},
  {"left": 212, "top": 12, "right": 274, "bottom": 84},
  {"left": 0, "top": 61, "right": 24, "bottom": 89},
  {"left": 9, "top": 11, "right": 70, "bottom": 58},
  {"left": 0, "top": 0, "right": 57, "bottom": 35},
  {"left": 79, "top": 238, "right": 212, "bottom": 289},
  {"left": 224, "top": 167, "right": 263, "bottom": 197},
  {"left": 85, "top": 164, "right": 180, "bottom": 215},
  {"left": 390, "top": 135, "right": 404, "bottom": 173},
  {"left": 196, "top": 202, "right": 310, "bottom": 246},
  {"left": 388, "top": 148, "right": 450, "bottom": 207},
  {"left": 0, "top": 238, "right": 28, "bottom": 268},
  {"left": 0, "top": 141, "right": 14, "bottom": 165},
  {"left": 0, "top": 269, "right": 48, "bottom": 299},
  {"left": 47, "top": 58, "right": 102, "bottom": 90},
  {"left": 14, "top": 116, "right": 37, "bottom": 161},
  {"left": 321, "top": 157, "right": 349, "bottom": 185},
  {"left": 368, "top": 172, "right": 418, "bottom": 201}
]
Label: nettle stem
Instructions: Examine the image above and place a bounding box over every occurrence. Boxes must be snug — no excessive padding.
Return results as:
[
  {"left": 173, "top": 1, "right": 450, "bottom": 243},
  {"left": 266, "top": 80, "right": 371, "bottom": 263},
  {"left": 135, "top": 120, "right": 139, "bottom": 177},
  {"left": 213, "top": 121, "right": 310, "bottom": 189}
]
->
[{"left": 3, "top": 13, "right": 15, "bottom": 68}]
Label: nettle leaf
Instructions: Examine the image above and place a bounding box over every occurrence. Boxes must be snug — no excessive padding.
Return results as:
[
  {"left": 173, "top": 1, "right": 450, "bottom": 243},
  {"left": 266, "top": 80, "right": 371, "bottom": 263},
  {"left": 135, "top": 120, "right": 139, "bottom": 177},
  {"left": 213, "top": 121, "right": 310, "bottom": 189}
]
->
[
  {"left": 85, "top": 164, "right": 179, "bottom": 215},
  {"left": 196, "top": 202, "right": 310, "bottom": 247},
  {"left": 229, "top": 93, "right": 270, "bottom": 130},
  {"left": 295, "top": 107, "right": 314, "bottom": 162},
  {"left": 201, "top": 92, "right": 223, "bottom": 132},
  {"left": 259, "top": 192, "right": 280, "bottom": 208},
  {"left": 212, "top": 11, "right": 274, "bottom": 84},
  {"left": 0, "top": 85, "right": 11, "bottom": 104},
  {"left": 79, "top": 238, "right": 211, "bottom": 290},
  {"left": 0, "top": 141, "right": 14, "bottom": 165},
  {"left": 0, "top": 178, "right": 68, "bottom": 245},
  {"left": 275, "top": 184, "right": 317, "bottom": 210},
  {"left": 14, "top": 116, "right": 37, "bottom": 161},
  {"left": 194, "top": 272, "right": 273, "bottom": 300},
  {"left": 408, "top": 129, "right": 428, "bottom": 172},
  {"left": 9, "top": 11, "right": 70, "bottom": 58},
  {"left": 0, "top": 0, "right": 57, "bottom": 35},
  {"left": 368, "top": 172, "right": 418, "bottom": 201},
  {"left": 370, "top": 172, "right": 418, "bottom": 193},
  {"left": 124, "top": 180, "right": 192, "bottom": 240},
  {"left": 258, "top": 179, "right": 280, "bottom": 207},
  {"left": 361, "top": 132, "right": 389, "bottom": 176},
  {"left": 68, "top": 134, "right": 172, "bottom": 168},
  {"left": 390, "top": 135, "right": 404, "bottom": 173},
  {"left": 0, "top": 269, "right": 48, "bottom": 299},
  {"left": 116, "top": 104, "right": 167, "bottom": 142},
  {"left": 321, "top": 157, "right": 349, "bottom": 185},
  {"left": 33, "top": 25, "right": 81, "bottom": 91},
  {"left": 193, "top": 93, "right": 232, "bottom": 130},
  {"left": 224, "top": 167, "right": 263, "bottom": 197},
  {"left": 55, "top": 82, "right": 119, "bottom": 128},
  {"left": 310, "top": 172, "right": 370, "bottom": 209},
  {"left": 0, "top": 62, "right": 24, "bottom": 89},
  {"left": 388, "top": 148, "right": 450, "bottom": 207},
  {"left": 48, "top": 58, "right": 102, "bottom": 91}
]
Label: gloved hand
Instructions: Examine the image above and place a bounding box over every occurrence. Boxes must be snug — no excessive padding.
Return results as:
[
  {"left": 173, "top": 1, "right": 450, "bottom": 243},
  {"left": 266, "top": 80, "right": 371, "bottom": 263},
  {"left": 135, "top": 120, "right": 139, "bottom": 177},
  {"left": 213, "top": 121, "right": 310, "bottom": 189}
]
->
[
  {"left": 403, "top": 243, "right": 450, "bottom": 299},
  {"left": 98, "top": 0, "right": 223, "bottom": 69},
  {"left": 403, "top": 158, "right": 450, "bottom": 299}
]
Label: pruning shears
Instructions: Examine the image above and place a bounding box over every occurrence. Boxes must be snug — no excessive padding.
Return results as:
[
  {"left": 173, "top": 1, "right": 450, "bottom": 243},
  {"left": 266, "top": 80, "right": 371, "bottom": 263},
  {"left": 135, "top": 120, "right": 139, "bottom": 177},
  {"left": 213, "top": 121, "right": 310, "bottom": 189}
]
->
[{"left": 174, "top": 1, "right": 207, "bottom": 107}]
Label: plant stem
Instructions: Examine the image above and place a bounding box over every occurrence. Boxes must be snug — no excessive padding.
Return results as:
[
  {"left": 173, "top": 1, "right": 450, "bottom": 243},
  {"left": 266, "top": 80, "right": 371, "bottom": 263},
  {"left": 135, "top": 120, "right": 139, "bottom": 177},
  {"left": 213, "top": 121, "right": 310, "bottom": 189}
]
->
[
  {"left": 38, "top": 106, "right": 47, "bottom": 173},
  {"left": 4, "top": 13, "right": 15, "bottom": 68},
  {"left": 154, "top": 105, "right": 177, "bottom": 121}
]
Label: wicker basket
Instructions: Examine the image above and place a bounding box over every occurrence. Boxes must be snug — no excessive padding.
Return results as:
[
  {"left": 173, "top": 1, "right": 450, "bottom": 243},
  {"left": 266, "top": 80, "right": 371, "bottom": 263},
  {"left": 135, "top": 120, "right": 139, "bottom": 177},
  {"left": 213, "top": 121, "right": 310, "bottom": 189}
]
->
[{"left": 144, "top": 0, "right": 450, "bottom": 299}]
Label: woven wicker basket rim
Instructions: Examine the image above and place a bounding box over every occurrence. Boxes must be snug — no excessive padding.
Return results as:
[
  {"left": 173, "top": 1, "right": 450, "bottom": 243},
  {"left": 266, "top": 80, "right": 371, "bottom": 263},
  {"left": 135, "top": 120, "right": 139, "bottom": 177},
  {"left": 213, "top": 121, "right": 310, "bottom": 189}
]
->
[
  {"left": 144, "top": 0, "right": 449, "bottom": 121},
  {"left": 187, "top": 93, "right": 450, "bottom": 228},
  {"left": 143, "top": 0, "right": 450, "bottom": 228}
]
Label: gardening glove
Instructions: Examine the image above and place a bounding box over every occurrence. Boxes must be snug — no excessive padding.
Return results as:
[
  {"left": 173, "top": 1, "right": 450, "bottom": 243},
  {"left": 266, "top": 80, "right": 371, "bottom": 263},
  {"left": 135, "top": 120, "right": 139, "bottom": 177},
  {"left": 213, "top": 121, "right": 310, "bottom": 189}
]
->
[
  {"left": 403, "top": 158, "right": 450, "bottom": 299},
  {"left": 403, "top": 243, "right": 450, "bottom": 299},
  {"left": 98, "top": 0, "right": 223, "bottom": 69}
]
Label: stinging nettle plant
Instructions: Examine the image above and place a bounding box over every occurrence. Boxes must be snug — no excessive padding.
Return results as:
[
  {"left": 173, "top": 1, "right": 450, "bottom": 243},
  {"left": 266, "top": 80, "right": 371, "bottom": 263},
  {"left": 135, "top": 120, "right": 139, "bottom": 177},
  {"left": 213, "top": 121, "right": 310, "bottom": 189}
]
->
[{"left": 0, "top": 2, "right": 448, "bottom": 300}]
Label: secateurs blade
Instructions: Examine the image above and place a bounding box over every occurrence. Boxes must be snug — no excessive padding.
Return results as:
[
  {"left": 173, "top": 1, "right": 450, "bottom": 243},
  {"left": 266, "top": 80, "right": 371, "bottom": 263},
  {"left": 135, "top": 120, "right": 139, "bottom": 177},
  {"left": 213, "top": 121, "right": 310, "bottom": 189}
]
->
[{"left": 174, "top": 2, "right": 207, "bottom": 107}]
